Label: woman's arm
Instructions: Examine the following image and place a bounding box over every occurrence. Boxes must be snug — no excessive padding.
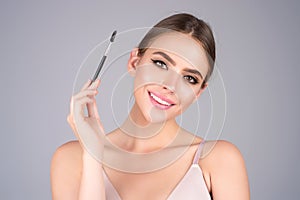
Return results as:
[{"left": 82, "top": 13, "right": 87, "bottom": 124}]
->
[
  {"left": 203, "top": 140, "right": 250, "bottom": 200},
  {"left": 50, "top": 141, "right": 106, "bottom": 200},
  {"left": 50, "top": 141, "right": 83, "bottom": 200},
  {"left": 79, "top": 150, "right": 105, "bottom": 199},
  {"left": 51, "top": 79, "right": 106, "bottom": 199}
]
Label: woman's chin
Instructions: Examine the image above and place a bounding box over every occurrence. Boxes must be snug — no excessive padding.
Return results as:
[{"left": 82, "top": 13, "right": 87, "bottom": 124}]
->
[
  {"left": 146, "top": 112, "right": 177, "bottom": 124},
  {"left": 131, "top": 102, "right": 181, "bottom": 125}
]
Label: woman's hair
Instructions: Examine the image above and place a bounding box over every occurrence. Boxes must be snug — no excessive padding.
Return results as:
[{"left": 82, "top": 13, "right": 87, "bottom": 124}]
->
[{"left": 137, "top": 13, "right": 216, "bottom": 88}]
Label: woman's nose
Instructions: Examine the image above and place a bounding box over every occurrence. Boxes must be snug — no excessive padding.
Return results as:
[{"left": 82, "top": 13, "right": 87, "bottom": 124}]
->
[{"left": 161, "top": 69, "right": 180, "bottom": 92}]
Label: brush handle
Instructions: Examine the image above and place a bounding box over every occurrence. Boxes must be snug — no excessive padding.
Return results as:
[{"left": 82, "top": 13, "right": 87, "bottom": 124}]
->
[
  {"left": 90, "top": 55, "right": 107, "bottom": 85},
  {"left": 89, "top": 30, "right": 117, "bottom": 86}
]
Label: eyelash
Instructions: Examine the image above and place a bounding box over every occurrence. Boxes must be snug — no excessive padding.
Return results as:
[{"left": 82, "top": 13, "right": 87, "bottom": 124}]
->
[
  {"left": 151, "top": 59, "right": 168, "bottom": 70},
  {"left": 151, "top": 59, "right": 199, "bottom": 85}
]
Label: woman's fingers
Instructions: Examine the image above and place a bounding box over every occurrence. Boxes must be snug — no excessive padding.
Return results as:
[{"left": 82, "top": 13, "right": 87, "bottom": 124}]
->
[
  {"left": 71, "top": 79, "right": 100, "bottom": 116},
  {"left": 80, "top": 79, "right": 92, "bottom": 91},
  {"left": 88, "top": 79, "right": 100, "bottom": 90},
  {"left": 68, "top": 78, "right": 102, "bottom": 132},
  {"left": 73, "top": 89, "right": 97, "bottom": 100},
  {"left": 73, "top": 96, "right": 94, "bottom": 122},
  {"left": 80, "top": 78, "right": 100, "bottom": 91},
  {"left": 80, "top": 79, "right": 99, "bottom": 91},
  {"left": 87, "top": 79, "right": 101, "bottom": 119},
  {"left": 87, "top": 98, "right": 100, "bottom": 119}
]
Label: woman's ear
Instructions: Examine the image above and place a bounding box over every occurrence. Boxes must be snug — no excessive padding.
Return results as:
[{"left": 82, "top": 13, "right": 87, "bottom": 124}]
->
[{"left": 127, "top": 48, "right": 140, "bottom": 77}]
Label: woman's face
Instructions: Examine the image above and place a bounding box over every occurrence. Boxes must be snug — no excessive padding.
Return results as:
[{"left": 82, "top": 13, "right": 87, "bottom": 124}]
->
[{"left": 129, "top": 32, "right": 210, "bottom": 123}]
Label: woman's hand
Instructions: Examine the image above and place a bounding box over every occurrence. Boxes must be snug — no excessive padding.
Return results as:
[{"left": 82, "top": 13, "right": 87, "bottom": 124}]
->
[{"left": 67, "top": 79, "right": 105, "bottom": 158}]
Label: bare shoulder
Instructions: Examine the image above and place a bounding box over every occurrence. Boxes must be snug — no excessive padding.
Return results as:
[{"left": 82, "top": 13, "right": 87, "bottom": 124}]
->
[
  {"left": 200, "top": 140, "right": 250, "bottom": 199},
  {"left": 51, "top": 140, "right": 83, "bottom": 170},
  {"left": 50, "top": 140, "right": 83, "bottom": 200},
  {"left": 200, "top": 140, "right": 247, "bottom": 174},
  {"left": 201, "top": 140, "right": 244, "bottom": 161}
]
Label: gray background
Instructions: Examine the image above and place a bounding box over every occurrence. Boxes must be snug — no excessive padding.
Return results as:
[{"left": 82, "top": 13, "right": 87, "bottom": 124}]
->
[{"left": 1, "top": 0, "right": 299, "bottom": 199}]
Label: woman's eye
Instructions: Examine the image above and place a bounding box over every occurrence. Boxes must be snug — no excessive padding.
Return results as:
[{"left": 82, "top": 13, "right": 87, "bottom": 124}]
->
[
  {"left": 184, "top": 75, "right": 199, "bottom": 85},
  {"left": 151, "top": 59, "right": 168, "bottom": 70}
]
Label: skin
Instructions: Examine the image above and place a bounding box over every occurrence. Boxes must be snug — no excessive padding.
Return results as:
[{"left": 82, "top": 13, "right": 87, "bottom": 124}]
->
[{"left": 51, "top": 32, "right": 250, "bottom": 200}]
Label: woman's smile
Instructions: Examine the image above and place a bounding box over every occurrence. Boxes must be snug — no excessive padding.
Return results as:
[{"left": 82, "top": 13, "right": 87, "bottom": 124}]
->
[{"left": 148, "top": 90, "right": 175, "bottom": 110}]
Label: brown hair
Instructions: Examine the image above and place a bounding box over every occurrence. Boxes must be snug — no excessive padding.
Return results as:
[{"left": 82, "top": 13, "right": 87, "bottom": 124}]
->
[{"left": 137, "top": 13, "right": 216, "bottom": 88}]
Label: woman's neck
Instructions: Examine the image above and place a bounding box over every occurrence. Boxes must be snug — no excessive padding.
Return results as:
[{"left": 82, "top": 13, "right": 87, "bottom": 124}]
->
[{"left": 118, "top": 103, "right": 180, "bottom": 153}]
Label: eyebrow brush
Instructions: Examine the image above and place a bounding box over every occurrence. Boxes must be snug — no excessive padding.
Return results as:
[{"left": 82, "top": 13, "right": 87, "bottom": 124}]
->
[{"left": 89, "top": 30, "right": 117, "bottom": 86}]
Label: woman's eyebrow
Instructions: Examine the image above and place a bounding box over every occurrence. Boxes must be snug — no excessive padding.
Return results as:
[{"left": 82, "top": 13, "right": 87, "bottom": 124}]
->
[{"left": 152, "top": 51, "right": 176, "bottom": 65}]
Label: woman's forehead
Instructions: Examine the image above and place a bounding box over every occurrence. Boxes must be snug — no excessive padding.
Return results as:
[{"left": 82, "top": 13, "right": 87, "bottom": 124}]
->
[{"left": 146, "top": 32, "right": 209, "bottom": 74}]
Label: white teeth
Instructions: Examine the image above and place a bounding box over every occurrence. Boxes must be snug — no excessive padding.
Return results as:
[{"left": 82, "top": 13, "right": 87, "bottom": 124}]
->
[{"left": 150, "top": 92, "right": 171, "bottom": 106}]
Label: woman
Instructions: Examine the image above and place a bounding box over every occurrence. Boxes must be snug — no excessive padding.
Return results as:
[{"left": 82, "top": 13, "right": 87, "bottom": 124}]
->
[{"left": 51, "top": 13, "right": 250, "bottom": 199}]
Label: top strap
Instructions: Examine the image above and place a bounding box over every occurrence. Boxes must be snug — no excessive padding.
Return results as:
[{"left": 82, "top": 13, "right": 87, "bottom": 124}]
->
[{"left": 192, "top": 140, "right": 206, "bottom": 164}]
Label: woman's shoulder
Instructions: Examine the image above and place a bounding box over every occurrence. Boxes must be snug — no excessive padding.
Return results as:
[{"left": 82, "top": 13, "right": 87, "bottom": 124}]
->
[
  {"left": 50, "top": 140, "right": 83, "bottom": 199},
  {"left": 51, "top": 140, "right": 83, "bottom": 174},
  {"left": 199, "top": 140, "right": 249, "bottom": 198},
  {"left": 201, "top": 140, "right": 244, "bottom": 161},
  {"left": 200, "top": 139, "right": 246, "bottom": 169},
  {"left": 51, "top": 140, "right": 83, "bottom": 166},
  {"left": 186, "top": 135, "right": 244, "bottom": 165}
]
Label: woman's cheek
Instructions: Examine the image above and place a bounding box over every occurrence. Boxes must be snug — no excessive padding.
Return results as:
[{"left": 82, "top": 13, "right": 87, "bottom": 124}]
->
[
  {"left": 134, "top": 64, "right": 165, "bottom": 88},
  {"left": 176, "top": 85, "right": 198, "bottom": 112}
]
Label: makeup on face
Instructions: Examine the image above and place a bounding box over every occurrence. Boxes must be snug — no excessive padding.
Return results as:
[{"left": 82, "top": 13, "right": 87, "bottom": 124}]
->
[{"left": 132, "top": 31, "right": 210, "bottom": 123}]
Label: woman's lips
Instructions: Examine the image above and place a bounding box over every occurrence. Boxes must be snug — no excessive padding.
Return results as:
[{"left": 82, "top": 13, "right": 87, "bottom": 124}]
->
[{"left": 148, "top": 90, "right": 175, "bottom": 110}]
